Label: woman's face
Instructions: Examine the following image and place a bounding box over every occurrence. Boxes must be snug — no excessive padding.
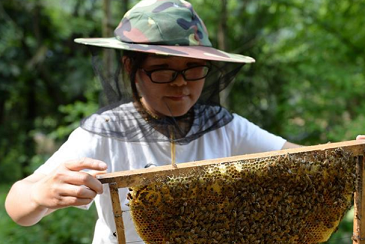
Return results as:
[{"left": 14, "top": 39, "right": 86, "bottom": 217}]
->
[{"left": 136, "top": 55, "right": 206, "bottom": 117}]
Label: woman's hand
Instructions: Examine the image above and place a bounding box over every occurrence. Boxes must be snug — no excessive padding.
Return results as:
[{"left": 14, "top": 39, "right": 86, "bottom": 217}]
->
[
  {"left": 30, "top": 158, "right": 107, "bottom": 209},
  {"left": 5, "top": 157, "right": 107, "bottom": 226}
]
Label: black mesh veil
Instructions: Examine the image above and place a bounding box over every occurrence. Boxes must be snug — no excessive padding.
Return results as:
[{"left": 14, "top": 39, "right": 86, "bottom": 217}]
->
[{"left": 80, "top": 47, "right": 244, "bottom": 145}]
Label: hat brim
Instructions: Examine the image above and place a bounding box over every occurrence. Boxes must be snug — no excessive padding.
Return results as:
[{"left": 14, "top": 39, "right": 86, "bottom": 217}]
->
[{"left": 74, "top": 37, "right": 255, "bottom": 63}]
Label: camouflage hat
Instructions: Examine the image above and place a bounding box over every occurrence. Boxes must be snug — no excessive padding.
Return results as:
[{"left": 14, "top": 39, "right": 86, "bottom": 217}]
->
[{"left": 75, "top": 0, "right": 255, "bottom": 63}]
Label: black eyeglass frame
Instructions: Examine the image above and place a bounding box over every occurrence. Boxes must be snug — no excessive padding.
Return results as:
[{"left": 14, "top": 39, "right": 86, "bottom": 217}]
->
[{"left": 140, "top": 64, "right": 211, "bottom": 84}]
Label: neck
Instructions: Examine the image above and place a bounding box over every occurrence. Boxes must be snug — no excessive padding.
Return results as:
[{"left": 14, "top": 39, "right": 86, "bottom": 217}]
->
[
  {"left": 139, "top": 98, "right": 161, "bottom": 120},
  {"left": 133, "top": 99, "right": 195, "bottom": 140}
]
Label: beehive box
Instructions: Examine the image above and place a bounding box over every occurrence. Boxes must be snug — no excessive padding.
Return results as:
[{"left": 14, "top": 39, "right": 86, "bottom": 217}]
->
[{"left": 98, "top": 140, "right": 365, "bottom": 244}]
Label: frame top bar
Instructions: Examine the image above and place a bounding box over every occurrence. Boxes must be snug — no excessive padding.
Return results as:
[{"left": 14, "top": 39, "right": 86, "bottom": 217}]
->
[{"left": 97, "top": 140, "right": 365, "bottom": 187}]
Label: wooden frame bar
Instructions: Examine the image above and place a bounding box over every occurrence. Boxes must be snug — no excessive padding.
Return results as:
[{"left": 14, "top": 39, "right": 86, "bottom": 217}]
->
[
  {"left": 98, "top": 140, "right": 365, "bottom": 187},
  {"left": 354, "top": 155, "right": 365, "bottom": 243},
  {"left": 108, "top": 182, "right": 126, "bottom": 244},
  {"left": 97, "top": 140, "right": 365, "bottom": 244}
]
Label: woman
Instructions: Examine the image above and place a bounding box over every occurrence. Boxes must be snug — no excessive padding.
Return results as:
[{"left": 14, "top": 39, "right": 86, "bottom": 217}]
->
[{"left": 6, "top": 0, "right": 299, "bottom": 243}]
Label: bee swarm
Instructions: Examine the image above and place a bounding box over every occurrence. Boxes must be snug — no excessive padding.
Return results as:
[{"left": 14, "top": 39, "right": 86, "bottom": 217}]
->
[{"left": 128, "top": 148, "right": 357, "bottom": 244}]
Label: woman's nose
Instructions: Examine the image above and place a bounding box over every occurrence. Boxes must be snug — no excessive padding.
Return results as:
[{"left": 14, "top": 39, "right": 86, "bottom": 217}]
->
[{"left": 170, "top": 74, "right": 187, "bottom": 86}]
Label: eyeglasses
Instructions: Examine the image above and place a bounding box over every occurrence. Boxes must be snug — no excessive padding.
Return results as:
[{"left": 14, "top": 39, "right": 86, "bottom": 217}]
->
[{"left": 140, "top": 65, "right": 210, "bottom": 84}]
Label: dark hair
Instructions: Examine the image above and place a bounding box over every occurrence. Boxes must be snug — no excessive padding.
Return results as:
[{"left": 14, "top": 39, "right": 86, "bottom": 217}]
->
[{"left": 123, "top": 50, "right": 148, "bottom": 102}]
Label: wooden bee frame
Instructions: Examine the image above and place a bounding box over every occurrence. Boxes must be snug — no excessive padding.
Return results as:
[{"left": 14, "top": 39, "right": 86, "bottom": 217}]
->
[
  {"left": 97, "top": 140, "right": 365, "bottom": 244},
  {"left": 354, "top": 153, "right": 365, "bottom": 244}
]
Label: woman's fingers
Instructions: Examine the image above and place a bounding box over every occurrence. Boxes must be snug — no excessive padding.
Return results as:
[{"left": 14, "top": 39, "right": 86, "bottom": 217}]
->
[
  {"left": 62, "top": 171, "right": 104, "bottom": 194},
  {"left": 64, "top": 158, "right": 107, "bottom": 172},
  {"left": 61, "top": 158, "right": 107, "bottom": 194},
  {"left": 31, "top": 175, "right": 98, "bottom": 209},
  {"left": 52, "top": 195, "right": 94, "bottom": 208},
  {"left": 30, "top": 158, "right": 107, "bottom": 210},
  {"left": 88, "top": 170, "right": 107, "bottom": 178},
  {"left": 60, "top": 184, "right": 97, "bottom": 200}
]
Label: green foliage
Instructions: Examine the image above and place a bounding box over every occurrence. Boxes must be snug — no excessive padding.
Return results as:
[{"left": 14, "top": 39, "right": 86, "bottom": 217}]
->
[
  {"left": 219, "top": 0, "right": 365, "bottom": 145},
  {"left": 0, "top": 0, "right": 100, "bottom": 182},
  {"left": 0, "top": 185, "right": 96, "bottom": 244}
]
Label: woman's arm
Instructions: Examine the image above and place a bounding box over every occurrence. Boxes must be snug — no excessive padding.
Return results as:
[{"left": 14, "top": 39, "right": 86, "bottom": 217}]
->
[{"left": 5, "top": 158, "right": 107, "bottom": 226}]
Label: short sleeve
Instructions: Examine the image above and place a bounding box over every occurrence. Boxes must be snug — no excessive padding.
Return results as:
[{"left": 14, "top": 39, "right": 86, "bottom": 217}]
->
[{"left": 228, "top": 114, "right": 287, "bottom": 155}]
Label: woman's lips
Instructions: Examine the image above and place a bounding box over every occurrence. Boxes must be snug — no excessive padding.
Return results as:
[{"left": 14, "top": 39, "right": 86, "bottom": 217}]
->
[{"left": 165, "top": 95, "right": 188, "bottom": 101}]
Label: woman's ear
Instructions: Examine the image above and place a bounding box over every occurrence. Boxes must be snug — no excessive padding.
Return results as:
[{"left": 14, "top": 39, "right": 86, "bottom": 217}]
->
[
  {"left": 122, "top": 56, "right": 132, "bottom": 74},
  {"left": 123, "top": 55, "right": 139, "bottom": 84}
]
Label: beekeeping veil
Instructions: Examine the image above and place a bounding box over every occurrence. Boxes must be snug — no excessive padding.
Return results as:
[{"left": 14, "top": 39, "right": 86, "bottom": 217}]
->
[{"left": 74, "top": 0, "right": 255, "bottom": 145}]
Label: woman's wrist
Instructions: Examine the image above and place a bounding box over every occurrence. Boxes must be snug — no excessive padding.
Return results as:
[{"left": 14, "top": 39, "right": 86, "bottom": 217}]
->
[{"left": 29, "top": 180, "right": 49, "bottom": 213}]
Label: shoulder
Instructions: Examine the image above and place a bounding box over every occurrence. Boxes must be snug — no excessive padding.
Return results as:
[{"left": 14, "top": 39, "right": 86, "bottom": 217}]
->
[
  {"left": 83, "top": 102, "right": 136, "bottom": 125},
  {"left": 223, "top": 113, "right": 287, "bottom": 154},
  {"left": 80, "top": 102, "right": 141, "bottom": 139},
  {"left": 68, "top": 126, "right": 104, "bottom": 141},
  {"left": 59, "top": 127, "right": 108, "bottom": 152},
  {"left": 226, "top": 113, "right": 273, "bottom": 138},
  {"left": 221, "top": 113, "right": 252, "bottom": 133}
]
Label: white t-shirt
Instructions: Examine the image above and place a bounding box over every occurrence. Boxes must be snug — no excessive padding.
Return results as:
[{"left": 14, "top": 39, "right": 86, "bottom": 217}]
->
[{"left": 35, "top": 113, "right": 286, "bottom": 244}]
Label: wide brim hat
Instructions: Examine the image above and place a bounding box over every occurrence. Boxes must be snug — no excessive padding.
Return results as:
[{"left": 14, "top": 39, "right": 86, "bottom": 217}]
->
[{"left": 75, "top": 0, "right": 255, "bottom": 64}]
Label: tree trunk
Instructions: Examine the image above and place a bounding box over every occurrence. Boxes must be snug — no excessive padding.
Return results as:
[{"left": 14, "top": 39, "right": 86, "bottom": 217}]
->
[
  {"left": 122, "top": 0, "right": 129, "bottom": 16},
  {"left": 218, "top": 0, "right": 231, "bottom": 109},
  {"left": 102, "top": 0, "right": 113, "bottom": 80}
]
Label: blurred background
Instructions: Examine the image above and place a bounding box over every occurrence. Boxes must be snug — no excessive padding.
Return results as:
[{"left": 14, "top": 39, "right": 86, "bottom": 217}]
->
[{"left": 0, "top": 0, "right": 364, "bottom": 243}]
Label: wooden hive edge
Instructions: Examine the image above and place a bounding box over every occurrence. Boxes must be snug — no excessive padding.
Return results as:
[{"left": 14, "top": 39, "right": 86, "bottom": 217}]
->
[{"left": 97, "top": 140, "right": 365, "bottom": 187}]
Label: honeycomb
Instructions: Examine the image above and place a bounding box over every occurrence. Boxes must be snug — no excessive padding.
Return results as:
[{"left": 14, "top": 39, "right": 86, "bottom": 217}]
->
[{"left": 128, "top": 148, "right": 357, "bottom": 244}]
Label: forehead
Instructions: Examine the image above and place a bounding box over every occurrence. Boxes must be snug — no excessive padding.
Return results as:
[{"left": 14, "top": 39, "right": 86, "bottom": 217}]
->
[{"left": 143, "top": 54, "right": 206, "bottom": 66}]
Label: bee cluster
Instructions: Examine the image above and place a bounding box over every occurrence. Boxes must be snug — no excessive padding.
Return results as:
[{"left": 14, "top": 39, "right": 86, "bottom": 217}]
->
[{"left": 128, "top": 148, "right": 357, "bottom": 244}]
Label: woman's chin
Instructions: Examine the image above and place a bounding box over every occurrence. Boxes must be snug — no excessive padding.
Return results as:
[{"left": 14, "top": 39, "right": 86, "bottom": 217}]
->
[{"left": 159, "top": 108, "right": 190, "bottom": 117}]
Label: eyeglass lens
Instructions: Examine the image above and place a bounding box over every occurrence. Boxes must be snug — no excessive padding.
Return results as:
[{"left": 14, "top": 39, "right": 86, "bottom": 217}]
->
[{"left": 149, "top": 66, "right": 209, "bottom": 83}]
